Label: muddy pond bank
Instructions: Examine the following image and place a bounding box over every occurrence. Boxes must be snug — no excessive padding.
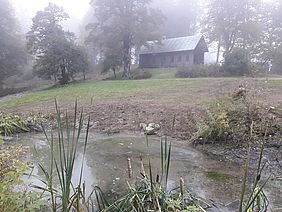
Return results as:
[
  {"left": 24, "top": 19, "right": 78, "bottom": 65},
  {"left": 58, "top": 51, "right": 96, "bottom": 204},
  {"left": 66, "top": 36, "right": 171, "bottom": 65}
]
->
[{"left": 13, "top": 131, "right": 282, "bottom": 211}]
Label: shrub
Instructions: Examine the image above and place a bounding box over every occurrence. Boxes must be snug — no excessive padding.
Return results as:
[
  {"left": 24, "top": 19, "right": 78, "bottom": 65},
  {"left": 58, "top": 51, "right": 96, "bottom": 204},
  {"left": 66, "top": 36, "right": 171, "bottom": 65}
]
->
[
  {"left": 223, "top": 48, "right": 252, "bottom": 76},
  {"left": 104, "top": 68, "right": 152, "bottom": 80},
  {"left": 131, "top": 68, "right": 152, "bottom": 80},
  {"left": 193, "top": 86, "right": 282, "bottom": 146},
  {"left": 196, "top": 109, "right": 232, "bottom": 143},
  {"left": 0, "top": 113, "right": 49, "bottom": 136},
  {"left": 0, "top": 113, "right": 29, "bottom": 136},
  {"left": 175, "top": 64, "right": 225, "bottom": 78},
  {"left": 0, "top": 146, "right": 43, "bottom": 212}
]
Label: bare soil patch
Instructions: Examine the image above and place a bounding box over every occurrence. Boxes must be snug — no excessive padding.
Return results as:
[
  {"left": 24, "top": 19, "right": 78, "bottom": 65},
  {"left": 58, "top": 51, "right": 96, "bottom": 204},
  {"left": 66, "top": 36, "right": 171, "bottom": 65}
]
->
[{"left": 1, "top": 78, "right": 281, "bottom": 173}]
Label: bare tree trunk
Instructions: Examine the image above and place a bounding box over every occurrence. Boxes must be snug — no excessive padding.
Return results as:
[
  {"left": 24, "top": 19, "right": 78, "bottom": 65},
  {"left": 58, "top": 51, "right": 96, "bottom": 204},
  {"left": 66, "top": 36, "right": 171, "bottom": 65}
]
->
[
  {"left": 123, "top": 51, "right": 130, "bottom": 78},
  {"left": 122, "top": 33, "right": 131, "bottom": 79},
  {"left": 216, "top": 36, "right": 221, "bottom": 64},
  {"left": 60, "top": 63, "right": 68, "bottom": 85},
  {"left": 83, "top": 70, "right": 86, "bottom": 80},
  {"left": 112, "top": 67, "right": 117, "bottom": 79}
]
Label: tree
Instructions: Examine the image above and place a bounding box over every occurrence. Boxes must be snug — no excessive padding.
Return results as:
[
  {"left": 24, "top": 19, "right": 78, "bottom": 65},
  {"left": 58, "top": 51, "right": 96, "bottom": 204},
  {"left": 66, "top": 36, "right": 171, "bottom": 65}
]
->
[
  {"left": 254, "top": 0, "right": 282, "bottom": 65},
  {"left": 86, "top": 0, "right": 164, "bottom": 79},
  {"left": 27, "top": 3, "right": 89, "bottom": 85},
  {"left": 223, "top": 48, "right": 251, "bottom": 76},
  {"left": 102, "top": 54, "right": 122, "bottom": 79},
  {"left": 0, "top": 0, "right": 26, "bottom": 88},
  {"left": 202, "top": 0, "right": 260, "bottom": 63},
  {"left": 272, "top": 1, "right": 282, "bottom": 74}
]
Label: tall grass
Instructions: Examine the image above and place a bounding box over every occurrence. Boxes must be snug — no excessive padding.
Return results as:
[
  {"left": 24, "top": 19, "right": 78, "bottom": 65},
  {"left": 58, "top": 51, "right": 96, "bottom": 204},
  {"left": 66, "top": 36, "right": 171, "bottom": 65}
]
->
[
  {"left": 239, "top": 144, "right": 270, "bottom": 212},
  {"left": 34, "top": 100, "right": 92, "bottom": 211}
]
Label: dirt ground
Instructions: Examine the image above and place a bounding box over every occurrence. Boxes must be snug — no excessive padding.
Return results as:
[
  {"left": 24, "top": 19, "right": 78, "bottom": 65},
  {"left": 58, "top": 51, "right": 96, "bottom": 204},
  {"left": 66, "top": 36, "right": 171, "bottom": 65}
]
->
[{"left": 1, "top": 78, "right": 281, "bottom": 175}]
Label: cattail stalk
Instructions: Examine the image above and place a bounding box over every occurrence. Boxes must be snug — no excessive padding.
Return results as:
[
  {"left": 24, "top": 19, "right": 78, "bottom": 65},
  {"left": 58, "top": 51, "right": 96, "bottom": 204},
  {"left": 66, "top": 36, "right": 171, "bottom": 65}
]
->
[
  {"left": 180, "top": 177, "right": 184, "bottom": 196},
  {"left": 127, "top": 158, "right": 133, "bottom": 179},
  {"left": 140, "top": 155, "right": 145, "bottom": 176}
]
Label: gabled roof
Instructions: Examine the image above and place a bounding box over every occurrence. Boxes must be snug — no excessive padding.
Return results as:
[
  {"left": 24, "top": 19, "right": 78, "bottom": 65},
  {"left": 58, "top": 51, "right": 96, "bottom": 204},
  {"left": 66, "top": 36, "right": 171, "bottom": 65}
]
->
[{"left": 140, "top": 35, "right": 208, "bottom": 55}]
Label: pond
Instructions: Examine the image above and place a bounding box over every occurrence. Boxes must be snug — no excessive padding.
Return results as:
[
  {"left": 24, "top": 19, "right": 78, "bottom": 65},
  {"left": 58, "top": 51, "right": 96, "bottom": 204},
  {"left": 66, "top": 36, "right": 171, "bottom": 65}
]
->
[{"left": 17, "top": 132, "right": 282, "bottom": 212}]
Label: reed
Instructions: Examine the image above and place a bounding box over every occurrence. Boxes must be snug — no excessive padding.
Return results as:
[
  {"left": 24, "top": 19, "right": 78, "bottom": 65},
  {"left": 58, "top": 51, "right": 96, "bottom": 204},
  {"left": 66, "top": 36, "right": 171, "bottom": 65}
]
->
[
  {"left": 34, "top": 100, "right": 92, "bottom": 211},
  {"left": 93, "top": 136, "right": 209, "bottom": 211},
  {"left": 239, "top": 144, "right": 269, "bottom": 212}
]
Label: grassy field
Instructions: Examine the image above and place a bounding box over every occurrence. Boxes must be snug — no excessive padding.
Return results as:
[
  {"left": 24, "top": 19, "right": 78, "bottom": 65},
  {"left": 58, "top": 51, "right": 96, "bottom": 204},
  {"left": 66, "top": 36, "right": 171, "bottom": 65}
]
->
[
  {"left": 267, "top": 79, "right": 282, "bottom": 87},
  {"left": 149, "top": 68, "right": 177, "bottom": 79},
  {"left": 0, "top": 78, "right": 210, "bottom": 110},
  {"left": 0, "top": 75, "right": 281, "bottom": 144},
  {"left": 0, "top": 74, "right": 281, "bottom": 113}
]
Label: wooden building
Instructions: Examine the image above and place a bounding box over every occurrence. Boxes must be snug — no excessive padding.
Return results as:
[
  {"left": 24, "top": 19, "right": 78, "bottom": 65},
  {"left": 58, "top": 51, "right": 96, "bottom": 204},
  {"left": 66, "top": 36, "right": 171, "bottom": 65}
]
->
[{"left": 139, "top": 35, "right": 209, "bottom": 68}]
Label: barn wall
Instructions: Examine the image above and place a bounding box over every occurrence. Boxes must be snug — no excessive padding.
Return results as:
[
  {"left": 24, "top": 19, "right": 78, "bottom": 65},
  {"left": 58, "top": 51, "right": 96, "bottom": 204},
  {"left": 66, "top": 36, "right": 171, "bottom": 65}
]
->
[
  {"left": 139, "top": 51, "right": 195, "bottom": 68},
  {"left": 193, "top": 49, "right": 205, "bottom": 64}
]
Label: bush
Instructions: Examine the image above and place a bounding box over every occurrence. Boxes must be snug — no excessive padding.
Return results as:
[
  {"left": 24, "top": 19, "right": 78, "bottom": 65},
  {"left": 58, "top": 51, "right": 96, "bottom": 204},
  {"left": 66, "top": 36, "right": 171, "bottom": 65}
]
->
[
  {"left": 131, "top": 68, "right": 152, "bottom": 80},
  {"left": 0, "top": 113, "right": 29, "bottom": 136},
  {"left": 104, "top": 68, "right": 152, "bottom": 80},
  {"left": 0, "top": 113, "right": 49, "bottom": 136},
  {"left": 193, "top": 86, "right": 282, "bottom": 146},
  {"left": 223, "top": 48, "right": 252, "bottom": 76},
  {"left": 0, "top": 146, "right": 43, "bottom": 211},
  {"left": 175, "top": 64, "right": 225, "bottom": 78}
]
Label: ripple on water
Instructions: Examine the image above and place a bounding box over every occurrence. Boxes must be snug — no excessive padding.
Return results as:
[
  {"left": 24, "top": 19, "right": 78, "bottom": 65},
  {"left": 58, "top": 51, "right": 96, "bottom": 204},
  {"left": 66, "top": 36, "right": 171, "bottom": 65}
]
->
[{"left": 18, "top": 132, "right": 282, "bottom": 211}]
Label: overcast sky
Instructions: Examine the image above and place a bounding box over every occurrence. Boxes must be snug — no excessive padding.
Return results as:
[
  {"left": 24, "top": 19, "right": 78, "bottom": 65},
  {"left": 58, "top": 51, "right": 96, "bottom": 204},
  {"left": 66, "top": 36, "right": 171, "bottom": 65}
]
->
[
  {"left": 12, "top": 0, "right": 91, "bottom": 20},
  {"left": 11, "top": 0, "right": 274, "bottom": 34},
  {"left": 12, "top": 0, "right": 92, "bottom": 33}
]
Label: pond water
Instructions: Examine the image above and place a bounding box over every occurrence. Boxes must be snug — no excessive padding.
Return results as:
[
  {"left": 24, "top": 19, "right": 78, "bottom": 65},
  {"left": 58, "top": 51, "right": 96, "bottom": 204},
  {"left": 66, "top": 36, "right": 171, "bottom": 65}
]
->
[{"left": 17, "top": 132, "right": 282, "bottom": 212}]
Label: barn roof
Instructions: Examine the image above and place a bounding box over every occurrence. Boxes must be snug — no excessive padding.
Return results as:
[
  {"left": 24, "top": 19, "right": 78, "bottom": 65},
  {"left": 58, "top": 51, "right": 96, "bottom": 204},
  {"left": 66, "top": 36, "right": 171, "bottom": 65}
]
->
[{"left": 140, "top": 35, "right": 208, "bottom": 55}]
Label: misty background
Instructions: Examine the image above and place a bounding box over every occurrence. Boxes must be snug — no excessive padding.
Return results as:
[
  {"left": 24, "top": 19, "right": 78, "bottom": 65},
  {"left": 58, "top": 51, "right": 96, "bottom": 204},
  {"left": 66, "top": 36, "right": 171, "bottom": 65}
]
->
[{"left": 0, "top": 0, "right": 281, "bottom": 95}]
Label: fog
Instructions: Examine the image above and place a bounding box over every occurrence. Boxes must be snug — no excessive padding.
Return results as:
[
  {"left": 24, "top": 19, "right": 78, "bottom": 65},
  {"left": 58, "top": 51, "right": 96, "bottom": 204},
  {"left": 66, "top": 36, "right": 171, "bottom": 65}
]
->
[
  {"left": 12, "top": 0, "right": 91, "bottom": 33},
  {"left": 1, "top": 0, "right": 281, "bottom": 90},
  {"left": 0, "top": 0, "right": 282, "bottom": 210}
]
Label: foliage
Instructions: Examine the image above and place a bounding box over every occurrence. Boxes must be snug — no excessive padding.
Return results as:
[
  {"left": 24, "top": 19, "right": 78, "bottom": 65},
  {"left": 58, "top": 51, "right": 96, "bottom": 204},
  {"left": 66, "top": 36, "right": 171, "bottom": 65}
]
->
[
  {"left": 175, "top": 64, "right": 224, "bottom": 78},
  {"left": 0, "top": 146, "right": 43, "bottom": 212},
  {"left": 202, "top": 0, "right": 282, "bottom": 65},
  {"left": 0, "top": 113, "right": 29, "bottom": 136},
  {"left": 193, "top": 87, "right": 282, "bottom": 145},
  {"left": 196, "top": 109, "right": 231, "bottom": 143},
  {"left": 105, "top": 68, "right": 152, "bottom": 80},
  {"left": 102, "top": 54, "right": 123, "bottom": 79},
  {"left": 0, "top": 0, "right": 26, "bottom": 87},
  {"left": 150, "top": 68, "right": 177, "bottom": 79},
  {"left": 0, "top": 112, "right": 49, "bottom": 136},
  {"left": 131, "top": 69, "right": 153, "bottom": 80},
  {"left": 254, "top": 1, "right": 282, "bottom": 65},
  {"left": 86, "top": 0, "right": 165, "bottom": 78},
  {"left": 27, "top": 3, "right": 89, "bottom": 85},
  {"left": 202, "top": 0, "right": 260, "bottom": 60},
  {"left": 223, "top": 48, "right": 252, "bottom": 76}
]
